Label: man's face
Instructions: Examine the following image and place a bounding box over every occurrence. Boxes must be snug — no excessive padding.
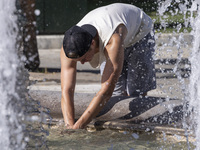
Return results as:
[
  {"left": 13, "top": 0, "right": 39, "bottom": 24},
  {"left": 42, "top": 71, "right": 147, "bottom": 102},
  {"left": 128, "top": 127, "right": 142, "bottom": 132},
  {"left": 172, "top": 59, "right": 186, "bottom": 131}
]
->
[
  {"left": 71, "top": 40, "right": 98, "bottom": 64},
  {"left": 79, "top": 47, "right": 95, "bottom": 64}
]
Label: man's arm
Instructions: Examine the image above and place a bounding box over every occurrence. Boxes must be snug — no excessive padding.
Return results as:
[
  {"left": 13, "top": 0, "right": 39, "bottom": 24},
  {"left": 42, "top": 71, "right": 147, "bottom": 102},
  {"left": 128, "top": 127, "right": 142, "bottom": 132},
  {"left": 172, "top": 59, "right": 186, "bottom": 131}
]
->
[
  {"left": 72, "top": 24, "right": 127, "bottom": 129},
  {"left": 60, "top": 47, "right": 77, "bottom": 128}
]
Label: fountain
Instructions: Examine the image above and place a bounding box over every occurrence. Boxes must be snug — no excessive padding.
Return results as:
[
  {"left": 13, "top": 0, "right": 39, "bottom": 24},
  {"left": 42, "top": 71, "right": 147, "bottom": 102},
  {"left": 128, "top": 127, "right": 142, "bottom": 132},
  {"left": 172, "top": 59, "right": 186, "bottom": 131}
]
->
[
  {"left": 1, "top": 0, "right": 200, "bottom": 149},
  {"left": 157, "top": 0, "right": 200, "bottom": 149},
  {"left": 28, "top": 1, "right": 199, "bottom": 149},
  {"left": 0, "top": 0, "right": 49, "bottom": 149},
  {"left": 188, "top": 0, "right": 200, "bottom": 149},
  {"left": 0, "top": 0, "right": 25, "bottom": 149}
]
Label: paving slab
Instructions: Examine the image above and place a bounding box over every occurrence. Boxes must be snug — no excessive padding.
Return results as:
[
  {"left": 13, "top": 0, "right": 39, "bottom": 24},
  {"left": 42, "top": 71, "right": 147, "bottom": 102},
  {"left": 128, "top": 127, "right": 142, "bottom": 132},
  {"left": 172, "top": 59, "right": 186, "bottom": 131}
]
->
[{"left": 29, "top": 89, "right": 183, "bottom": 125}]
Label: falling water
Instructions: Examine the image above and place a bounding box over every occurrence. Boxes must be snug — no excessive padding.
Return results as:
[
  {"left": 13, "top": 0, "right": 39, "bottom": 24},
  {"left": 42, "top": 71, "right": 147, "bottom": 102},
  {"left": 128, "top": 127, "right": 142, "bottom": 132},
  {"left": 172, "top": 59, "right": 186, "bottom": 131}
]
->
[
  {"left": 158, "top": 0, "right": 200, "bottom": 149},
  {"left": 188, "top": 0, "right": 200, "bottom": 149},
  {"left": 0, "top": 1, "right": 49, "bottom": 149},
  {"left": 0, "top": 0, "right": 25, "bottom": 149}
]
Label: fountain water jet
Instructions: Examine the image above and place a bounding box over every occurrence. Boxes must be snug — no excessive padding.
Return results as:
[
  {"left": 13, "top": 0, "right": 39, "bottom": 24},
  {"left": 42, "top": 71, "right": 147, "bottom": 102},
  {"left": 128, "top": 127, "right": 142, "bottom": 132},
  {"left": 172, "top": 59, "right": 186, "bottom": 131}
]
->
[
  {"left": 0, "top": 0, "right": 26, "bottom": 149},
  {"left": 157, "top": 0, "right": 200, "bottom": 149},
  {"left": 188, "top": 0, "right": 200, "bottom": 149},
  {"left": 0, "top": 0, "right": 49, "bottom": 149}
]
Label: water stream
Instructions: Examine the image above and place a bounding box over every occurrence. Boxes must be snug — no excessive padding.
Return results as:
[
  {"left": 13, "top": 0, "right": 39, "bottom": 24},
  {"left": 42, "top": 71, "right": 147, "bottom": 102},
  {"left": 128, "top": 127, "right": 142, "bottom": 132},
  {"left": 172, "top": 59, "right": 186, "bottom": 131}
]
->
[
  {"left": 188, "top": 0, "right": 200, "bottom": 149},
  {"left": 157, "top": 0, "right": 200, "bottom": 149},
  {"left": 0, "top": 0, "right": 25, "bottom": 149},
  {"left": 0, "top": 1, "right": 49, "bottom": 149}
]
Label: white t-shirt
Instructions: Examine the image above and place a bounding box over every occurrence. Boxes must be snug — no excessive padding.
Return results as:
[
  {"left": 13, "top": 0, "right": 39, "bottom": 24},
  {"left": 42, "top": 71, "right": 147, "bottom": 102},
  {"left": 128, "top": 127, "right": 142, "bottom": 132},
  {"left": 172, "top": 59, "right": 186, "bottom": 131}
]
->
[{"left": 77, "top": 3, "right": 153, "bottom": 68}]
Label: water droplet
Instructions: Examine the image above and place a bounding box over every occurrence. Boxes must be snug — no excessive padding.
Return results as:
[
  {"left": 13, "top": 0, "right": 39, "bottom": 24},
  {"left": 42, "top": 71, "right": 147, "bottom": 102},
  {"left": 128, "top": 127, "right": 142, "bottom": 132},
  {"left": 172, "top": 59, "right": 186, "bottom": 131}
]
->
[
  {"left": 132, "top": 133, "right": 139, "bottom": 139},
  {"left": 34, "top": 9, "right": 40, "bottom": 16}
]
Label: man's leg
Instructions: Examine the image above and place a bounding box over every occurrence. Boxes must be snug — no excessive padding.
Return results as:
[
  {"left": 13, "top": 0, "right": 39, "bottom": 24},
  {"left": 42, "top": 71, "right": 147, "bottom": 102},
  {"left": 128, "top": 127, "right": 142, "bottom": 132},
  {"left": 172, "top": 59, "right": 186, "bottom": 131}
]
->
[{"left": 126, "top": 32, "right": 156, "bottom": 96}]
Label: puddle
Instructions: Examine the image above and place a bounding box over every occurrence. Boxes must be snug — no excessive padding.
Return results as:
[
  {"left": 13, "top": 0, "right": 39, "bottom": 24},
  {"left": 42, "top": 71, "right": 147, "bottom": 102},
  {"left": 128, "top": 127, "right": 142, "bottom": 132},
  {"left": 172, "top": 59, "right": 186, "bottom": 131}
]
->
[{"left": 44, "top": 124, "right": 195, "bottom": 150}]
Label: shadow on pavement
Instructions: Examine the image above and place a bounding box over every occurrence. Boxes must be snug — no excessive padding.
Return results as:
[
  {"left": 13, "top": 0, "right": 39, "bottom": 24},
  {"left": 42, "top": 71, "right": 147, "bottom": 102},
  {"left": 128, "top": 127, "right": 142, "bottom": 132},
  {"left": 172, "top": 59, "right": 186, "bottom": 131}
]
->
[{"left": 97, "top": 96, "right": 183, "bottom": 125}]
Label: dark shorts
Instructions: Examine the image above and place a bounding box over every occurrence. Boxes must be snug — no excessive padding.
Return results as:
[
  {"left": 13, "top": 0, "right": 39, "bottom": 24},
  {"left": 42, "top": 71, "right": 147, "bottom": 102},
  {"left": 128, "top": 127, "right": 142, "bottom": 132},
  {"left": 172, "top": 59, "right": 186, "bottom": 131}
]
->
[{"left": 100, "top": 31, "right": 156, "bottom": 96}]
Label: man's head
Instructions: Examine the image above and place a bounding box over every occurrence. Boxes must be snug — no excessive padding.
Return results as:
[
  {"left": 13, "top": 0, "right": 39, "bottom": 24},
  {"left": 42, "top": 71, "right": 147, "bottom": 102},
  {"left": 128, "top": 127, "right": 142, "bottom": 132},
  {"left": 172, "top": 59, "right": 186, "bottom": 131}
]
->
[{"left": 63, "top": 24, "right": 97, "bottom": 59}]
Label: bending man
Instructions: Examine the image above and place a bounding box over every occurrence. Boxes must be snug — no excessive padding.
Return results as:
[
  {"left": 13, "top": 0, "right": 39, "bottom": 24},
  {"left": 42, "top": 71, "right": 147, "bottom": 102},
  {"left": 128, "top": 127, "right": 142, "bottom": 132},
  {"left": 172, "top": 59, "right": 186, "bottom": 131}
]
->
[{"left": 60, "top": 3, "right": 156, "bottom": 129}]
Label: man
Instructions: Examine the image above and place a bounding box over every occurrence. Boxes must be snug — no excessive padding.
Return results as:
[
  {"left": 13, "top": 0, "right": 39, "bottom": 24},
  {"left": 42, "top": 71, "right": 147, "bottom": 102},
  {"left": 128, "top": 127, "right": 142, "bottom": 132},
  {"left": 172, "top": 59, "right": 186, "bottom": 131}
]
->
[{"left": 60, "top": 3, "right": 156, "bottom": 129}]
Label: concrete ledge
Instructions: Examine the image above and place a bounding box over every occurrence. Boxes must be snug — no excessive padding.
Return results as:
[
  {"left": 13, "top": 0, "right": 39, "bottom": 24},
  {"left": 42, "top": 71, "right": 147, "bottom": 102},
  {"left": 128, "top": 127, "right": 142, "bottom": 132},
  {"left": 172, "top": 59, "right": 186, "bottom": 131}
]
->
[
  {"left": 155, "top": 33, "right": 193, "bottom": 46},
  {"left": 38, "top": 49, "right": 98, "bottom": 70},
  {"left": 28, "top": 72, "right": 189, "bottom": 135},
  {"left": 37, "top": 35, "right": 63, "bottom": 49},
  {"left": 36, "top": 33, "right": 193, "bottom": 50},
  {"left": 29, "top": 88, "right": 183, "bottom": 127},
  {"left": 30, "top": 88, "right": 189, "bottom": 136},
  {"left": 37, "top": 33, "right": 192, "bottom": 69},
  {"left": 38, "top": 47, "right": 191, "bottom": 71}
]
